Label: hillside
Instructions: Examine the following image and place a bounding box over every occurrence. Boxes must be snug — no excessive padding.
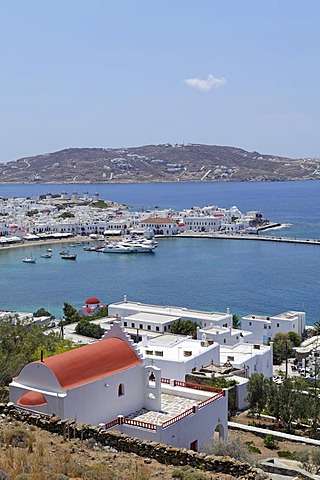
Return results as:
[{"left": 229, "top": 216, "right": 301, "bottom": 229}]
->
[{"left": 1, "top": 144, "right": 320, "bottom": 184}]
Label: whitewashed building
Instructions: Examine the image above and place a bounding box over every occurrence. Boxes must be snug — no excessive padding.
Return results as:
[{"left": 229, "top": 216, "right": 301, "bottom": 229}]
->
[
  {"left": 139, "top": 217, "right": 179, "bottom": 236},
  {"left": 10, "top": 323, "right": 227, "bottom": 451},
  {"left": 241, "top": 311, "right": 306, "bottom": 344},
  {"left": 108, "top": 298, "right": 232, "bottom": 330},
  {"left": 139, "top": 333, "right": 220, "bottom": 380}
]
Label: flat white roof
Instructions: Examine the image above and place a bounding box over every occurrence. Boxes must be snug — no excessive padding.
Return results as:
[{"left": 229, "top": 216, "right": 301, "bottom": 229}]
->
[
  {"left": 220, "top": 343, "right": 270, "bottom": 364},
  {"left": 139, "top": 334, "right": 218, "bottom": 361},
  {"left": 125, "top": 312, "right": 180, "bottom": 324},
  {"left": 110, "top": 301, "right": 230, "bottom": 321}
]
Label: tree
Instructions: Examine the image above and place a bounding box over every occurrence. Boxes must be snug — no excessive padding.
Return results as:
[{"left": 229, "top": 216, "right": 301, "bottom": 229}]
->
[
  {"left": 287, "top": 331, "right": 302, "bottom": 347},
  {"left": 272, "top": 333, "right": 294, "bottom": 365},
  {"left": 169, "top": 319, "right": 198, "bottom": 338},
  {"left": 246, "top": 373, "right": 271, "bottom": 416},
  {"left": 33, "top": 307, "right": 54, "bottom": 319},
  {"left": 75, "top": 319, "right": 105, "bottom": 339},
  {"left": 0, "top": 314, "right": 74, "bottom": 400},
  {"left": 232, "top": 314, "right": 241, "bottom": 329},
  {"left": 269, "top": 377, "right": 305, "bottom": 433},
  {"left": 62, "top": 302, "right": 80, "bottom": 325},
  {"left": 311, "top": 321, "right": 320, "bottom": 336}
]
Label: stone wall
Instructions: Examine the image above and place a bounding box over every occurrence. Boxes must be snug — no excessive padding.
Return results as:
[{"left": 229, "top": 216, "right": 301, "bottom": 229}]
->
[{"left": 1, "top": 403, "right": 256, "bottom": 479}]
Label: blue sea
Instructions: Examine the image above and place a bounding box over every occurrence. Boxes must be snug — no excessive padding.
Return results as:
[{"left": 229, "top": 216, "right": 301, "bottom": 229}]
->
[{"left": 0, "top": 180, "right": 319, "bottom": 323}]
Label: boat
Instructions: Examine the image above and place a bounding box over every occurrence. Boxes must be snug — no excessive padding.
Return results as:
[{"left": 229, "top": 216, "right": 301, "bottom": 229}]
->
[
  {"left": 47, "top": 248, "right": 52, "bottom": 252},
  {"left": 101, "top": 243, "right": 134, "bottom": 254},
  {"left": 41, "top": 252, "right": 52, "bottom": 258},
  {"left": 69, "top": 244, "right": 77, "bottom": 247},
  {"left": 120, "top": 238, "right": 157, "bottom": 253},
  {"left": 22, "top": 256, "right": 36, "bottom": 264},
  {"left": 61, "top": 253, "right": 77, "bottom": 260}
]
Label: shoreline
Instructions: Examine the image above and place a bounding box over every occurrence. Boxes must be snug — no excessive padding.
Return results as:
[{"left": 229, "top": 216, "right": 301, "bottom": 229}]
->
[{"left": 0, "top": 236, "right": 95, "bottom": 252}]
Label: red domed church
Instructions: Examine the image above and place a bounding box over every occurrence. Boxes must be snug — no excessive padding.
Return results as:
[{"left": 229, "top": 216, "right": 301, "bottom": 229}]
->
[{"left": 78, "top": 296, "right": 106, "bottom": 317}]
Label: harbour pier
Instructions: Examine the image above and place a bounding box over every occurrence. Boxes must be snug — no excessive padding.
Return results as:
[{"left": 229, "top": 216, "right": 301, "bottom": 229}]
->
[{"left": 177, "top": 231, "right": 320, "bottom": 246}]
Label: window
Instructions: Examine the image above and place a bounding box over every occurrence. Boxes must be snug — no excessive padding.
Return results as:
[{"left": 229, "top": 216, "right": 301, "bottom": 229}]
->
[
  {"left": 145, "top": 350, "right": 153, "bottom": 355},
  {"left": 156, "top": 326, "right": 159, "bottom": 332},
  {"left": 249, "top": 322, "right": 252, "bottom": 326},
  {"left": 131, "top": 323, "right": 135, "bottom": 328},
  {"left": 277, "top": 323, "right": 280, "bottom": 328},
  {"left": 139, "top": 324, "right": 143, "bottom": 329},
  {"left": 118, "top": 383, "right": 124, "bottom": 396},
  {"left": 223, "top": 339, "right": 226, "bottom": 344},
  {"left": 147, "top": 325, "right": 151, "bottom": 330},
  {"left": 155, "top": 351, "right": 163, "bottom": 357},
  {"left": 124, "top": 321, "right": 127, "bottom": 327}
]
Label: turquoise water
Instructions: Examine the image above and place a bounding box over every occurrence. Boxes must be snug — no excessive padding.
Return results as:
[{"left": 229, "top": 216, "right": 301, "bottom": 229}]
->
[{"left": 0, "top": 181, "right": 319, "bottom": 322}]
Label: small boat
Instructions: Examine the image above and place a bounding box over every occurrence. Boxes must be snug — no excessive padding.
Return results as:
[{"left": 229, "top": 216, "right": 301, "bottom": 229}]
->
[
  {"left": 47, "top": 248, "right": 52, "bottom": 252},
  {"left": 22, "top": 256, "right": 36, "bottom": 264},
  {"left": 69, "top": 244, "right": 77, "bottom": 247},
  {"left": 61, "top": 253, "right": 77, "bottom": 260},
  {"left": 41, "top": 252, "right": 52, "bottom": 258}
]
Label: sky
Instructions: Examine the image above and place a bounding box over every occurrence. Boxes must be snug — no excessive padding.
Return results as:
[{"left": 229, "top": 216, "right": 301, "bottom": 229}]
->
[{"left": 1, "top": 0, "right": 320, "bottom": 163}]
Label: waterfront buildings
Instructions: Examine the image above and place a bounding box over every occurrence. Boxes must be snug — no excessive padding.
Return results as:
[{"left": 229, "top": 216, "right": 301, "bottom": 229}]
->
[{"left": 0, "top": 192, "right": 266, "bottom": 240}]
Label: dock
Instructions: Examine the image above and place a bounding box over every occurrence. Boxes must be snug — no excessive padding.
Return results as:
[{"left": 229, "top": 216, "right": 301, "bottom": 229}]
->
[{"left": 177, "top": 231, "right": 320, "bottom": 246}]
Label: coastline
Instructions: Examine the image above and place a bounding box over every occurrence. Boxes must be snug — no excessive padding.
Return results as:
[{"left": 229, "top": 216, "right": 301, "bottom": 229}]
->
[{"left": 0, "top": 236, "right": 94, "bottom": 252}]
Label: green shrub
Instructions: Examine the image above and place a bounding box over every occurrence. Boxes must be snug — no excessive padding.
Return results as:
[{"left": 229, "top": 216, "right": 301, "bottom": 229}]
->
[
  {"left": 263, "top": 434, "right": 278, "bottom": 450},
  {"left": 245, "top": 441, "right": 261, "bottom": 454},
  {"left": 277, "top": 450, "right": 297, "bottom": 460}
]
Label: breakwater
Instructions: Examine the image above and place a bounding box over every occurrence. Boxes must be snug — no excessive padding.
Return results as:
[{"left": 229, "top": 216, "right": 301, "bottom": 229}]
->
[{"left": 178, "top": 231, "right": 320, "bottom": 246}]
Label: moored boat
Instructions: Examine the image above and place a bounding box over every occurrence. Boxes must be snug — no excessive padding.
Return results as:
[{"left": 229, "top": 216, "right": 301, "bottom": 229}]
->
[
  {"left": 41, "top": 252, "right": 52, "bottom": 258},
  {"left": 61, "top": 253, "right": 77, "bottom": 260},
  {"left": 22, "top": 256, "right": 36, "bottom": 264}
]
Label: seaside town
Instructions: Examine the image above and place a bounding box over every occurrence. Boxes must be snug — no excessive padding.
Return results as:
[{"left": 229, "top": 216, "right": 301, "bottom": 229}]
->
[
  {"left": 0, "top": 191, "right": 319, "bottom": 478},
  {"left": 0, "top": 190, "right": 273, "bottom": 246}
]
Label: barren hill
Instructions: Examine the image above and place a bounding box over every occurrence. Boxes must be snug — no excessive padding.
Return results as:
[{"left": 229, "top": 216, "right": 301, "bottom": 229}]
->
[{"left": 1, "top": 143, "right": 319, "bottom": 183}]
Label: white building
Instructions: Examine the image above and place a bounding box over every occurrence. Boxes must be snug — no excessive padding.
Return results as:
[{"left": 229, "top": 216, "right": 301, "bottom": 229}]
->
[
  {"left": 138, "top": 333, "right": 220, "bottom": 380},
  {"left": 241, "top": 311, "right": 306, "bottom": 344},
  {"left": 219, "top": 342, "right": 273, "bottom": 378},
  {"left": 196, "top": 325, "right": 253, "bottom": 346},
  {"left": 139, "top": 217, "right": 179, "bottom": 236},
  {"left": 182, "top": 215, "right": 224, "bottom": 232},
  {"left": 10, "top": 323, "right": 227, "bottom": 451},
  {"left": 108, "top": 298, "right": 232, "bottom": 330}
]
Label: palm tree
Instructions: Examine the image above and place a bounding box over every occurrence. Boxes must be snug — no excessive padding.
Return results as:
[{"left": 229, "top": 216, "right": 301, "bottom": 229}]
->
[
  {"left": 232, "top": 314, "right": 241, "bottom": 329},
  {"left": 311, "top": 321, "right": 320, "bottom": 336}
]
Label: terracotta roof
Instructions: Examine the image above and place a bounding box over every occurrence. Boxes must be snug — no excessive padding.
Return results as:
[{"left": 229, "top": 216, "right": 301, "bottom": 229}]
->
[
  {"left": 85, "top": 297, "right": 100, "bottom": 304},
  {"left": 37, "top": 338, "right": 142, "bottom": 390},
  {"left": 18, "top": 391, "right": 47, "bottom": 407},
  {"left": 140, "top": 217, "right": 175, "bottom": 224}
]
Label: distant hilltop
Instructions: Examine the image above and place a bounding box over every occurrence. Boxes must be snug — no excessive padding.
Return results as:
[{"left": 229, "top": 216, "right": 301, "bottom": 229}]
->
[{"left": 1, "top": 143, "right": 320, "bottom": 184}]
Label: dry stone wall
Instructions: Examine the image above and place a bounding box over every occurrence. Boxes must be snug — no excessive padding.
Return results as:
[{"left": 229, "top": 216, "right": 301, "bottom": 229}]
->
[{"left": 1, "top": 403, "right": 256, "bottom": 479}]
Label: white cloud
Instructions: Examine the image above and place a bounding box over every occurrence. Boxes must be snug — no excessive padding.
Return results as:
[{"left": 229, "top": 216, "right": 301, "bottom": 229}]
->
[{"left": 184, "top": 74, "right": 226, "bottom": 91}]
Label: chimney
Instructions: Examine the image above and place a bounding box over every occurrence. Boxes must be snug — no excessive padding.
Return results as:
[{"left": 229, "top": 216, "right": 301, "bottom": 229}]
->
[{"left": 40, "top": 350, "right": 44, "bottom": 362}]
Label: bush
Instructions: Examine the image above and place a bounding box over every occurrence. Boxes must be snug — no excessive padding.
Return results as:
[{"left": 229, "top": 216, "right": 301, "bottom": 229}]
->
[
  {"left": 204, "top": 436, "right": 254, "bottom": 465},
  {"left": 2, "top": 428, "right": 34, "bottom": 451},
  {"left": 245, "top": 441, "right": 261, "bottom": 454},
  {"left": 277, "top": 450, "right": 297, "bottom": 459},
  {"left": 263, "top": 434, "right": 278, "bottom": 450}
]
